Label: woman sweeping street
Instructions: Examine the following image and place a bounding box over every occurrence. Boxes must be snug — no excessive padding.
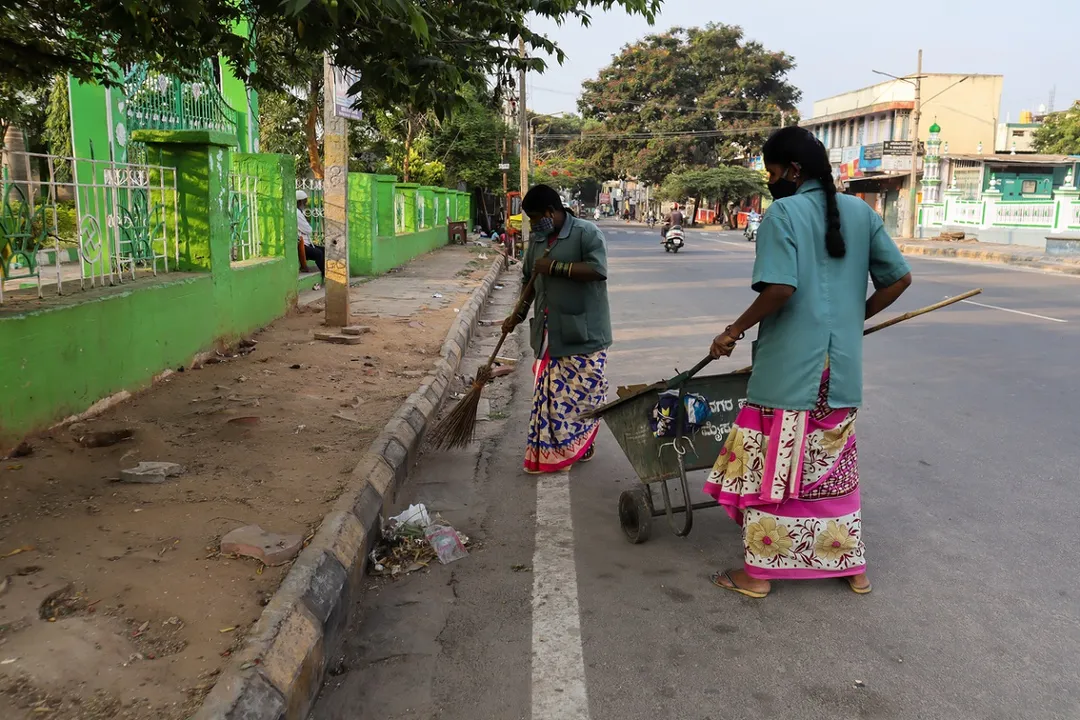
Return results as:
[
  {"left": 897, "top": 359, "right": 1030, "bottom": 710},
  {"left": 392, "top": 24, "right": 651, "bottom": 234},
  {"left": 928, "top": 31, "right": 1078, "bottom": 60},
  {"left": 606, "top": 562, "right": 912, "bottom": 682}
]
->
[
  {"left": 705, "top": 127, "right": 912, "bottom": 598},
  {"left": 502, "top": 185, "right": 612, "bottom": 474}
]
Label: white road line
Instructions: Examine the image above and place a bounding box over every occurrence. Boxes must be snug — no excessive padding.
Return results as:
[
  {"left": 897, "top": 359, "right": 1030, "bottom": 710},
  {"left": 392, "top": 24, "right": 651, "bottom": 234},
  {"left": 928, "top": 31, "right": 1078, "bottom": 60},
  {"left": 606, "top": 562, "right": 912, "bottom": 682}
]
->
[
  {"left": 960, "top": 299, "right": 1067, "bottom": 323},
  {"left": 531, "top": 470, "right": 590, "bottom": 720}
]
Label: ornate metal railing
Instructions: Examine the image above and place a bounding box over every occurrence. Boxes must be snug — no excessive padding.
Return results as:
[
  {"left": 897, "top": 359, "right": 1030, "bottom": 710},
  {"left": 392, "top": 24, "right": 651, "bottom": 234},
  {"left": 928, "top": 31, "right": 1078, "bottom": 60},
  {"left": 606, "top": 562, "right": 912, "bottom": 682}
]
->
[
  {"left": 1, "top": 150, "right": 179, "bottom": 303},
  {"left": 296, "top": 177, "right": 324, "bottom": 245},
  {"left": 992, "top": 201, "right": 1057, "bottom": 228},
  {"left": 122, "top": 60, "right": 240, "bottom": 162},
  {"left": 394, "top": 191, "right": 406, "bottom": 234},
  {"left": 918, "top": 203, "right": 944, "bottom": 227},
  {"left": 950, "top": 201, "right": 984, "bottom": 225},
  {"left": 228, "top": 172, "right": 260, "bottom": 263}
]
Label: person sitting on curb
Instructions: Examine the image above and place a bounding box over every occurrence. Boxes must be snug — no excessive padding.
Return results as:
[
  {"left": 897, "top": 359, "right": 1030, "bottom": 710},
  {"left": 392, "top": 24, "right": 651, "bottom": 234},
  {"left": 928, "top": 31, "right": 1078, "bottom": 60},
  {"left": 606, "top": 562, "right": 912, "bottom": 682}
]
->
[{"left": 297, "top": 190, "right": 324, "bottom": 290}]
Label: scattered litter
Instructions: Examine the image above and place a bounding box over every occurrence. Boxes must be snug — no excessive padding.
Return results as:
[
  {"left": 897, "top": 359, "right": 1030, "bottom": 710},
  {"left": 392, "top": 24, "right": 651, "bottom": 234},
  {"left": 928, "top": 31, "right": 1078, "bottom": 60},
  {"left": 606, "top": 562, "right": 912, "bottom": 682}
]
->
[
  {"left": 0, "top": 658, "right": 17, "bottom": 665},
  {"left": 227, "top": 416, "right": 261, "bottom": 426},
  {"left": 77, "top": 428, "right": 134, "bottom": 448},
  {"left": 854, "top": 680, "right": 866, "bottom": 689},
  {"left": 426, "top": 525, "right": 469, "bottom": 564},
  {"left": 295, "top": 424, "right": 306, "bottom": 434},
  {"left": 453, "top": 308, "right": 460, "bottom": 313},
  {"left": 290, "top": 363, "right": 303, "bottom": 370},
  {"left": 478, "top": 253, "right": 488, "bottom": 260},
  {"left": 7, "top": 441, "right": 33, "bottom": 459},
  {"left": 494, "top": 284, "right": 505, "bottom": 290},
  {"left": 119, "top": 461, "right": 185, "bottom": 484},
  {"left": 511, "top": 564, "right": 531, "bottom": 572},
  {"left": 0, "top": 576, "right": 9, "bottom": 597},
  {"left": 432, "top": 293, "right": 443, "bottom": 298},
  {"left": 219, "top": 626, "right": 237, "bottom": 634},
  {"left": 390, "top": 504, "right": 432, "bottom": 528},
  {"left": 2, "top": 545, "right": 33, "bottom": 559},
  {"left": 371, "top": 504, "right": 471, "bottom": 576}
]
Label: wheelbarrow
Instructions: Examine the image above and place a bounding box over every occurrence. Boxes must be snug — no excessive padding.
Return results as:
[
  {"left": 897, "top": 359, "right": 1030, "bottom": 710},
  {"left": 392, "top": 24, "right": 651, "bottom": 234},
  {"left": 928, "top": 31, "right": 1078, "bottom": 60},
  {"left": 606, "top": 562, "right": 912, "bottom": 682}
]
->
[
  {"left": 589, "top": 357, "right": 747, "bottom": 544},
  {"left": 589, "top": 289, "right": 986, "bottom": 544}
]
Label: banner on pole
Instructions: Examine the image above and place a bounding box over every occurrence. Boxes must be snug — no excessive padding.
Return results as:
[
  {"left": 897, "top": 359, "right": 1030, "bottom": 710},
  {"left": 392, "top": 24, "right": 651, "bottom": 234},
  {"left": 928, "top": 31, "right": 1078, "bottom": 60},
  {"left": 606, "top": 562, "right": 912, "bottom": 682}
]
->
[{"left": 332, "top": 66, "right": 363, "bottom": 121}]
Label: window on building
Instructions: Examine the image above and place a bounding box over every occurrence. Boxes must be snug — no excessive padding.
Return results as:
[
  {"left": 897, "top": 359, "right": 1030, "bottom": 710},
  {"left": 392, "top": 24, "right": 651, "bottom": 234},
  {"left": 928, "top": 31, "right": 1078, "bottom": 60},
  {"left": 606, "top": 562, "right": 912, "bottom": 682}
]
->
[{"left": 1021, "top": 180, "right": 1037, "bottom": 194}]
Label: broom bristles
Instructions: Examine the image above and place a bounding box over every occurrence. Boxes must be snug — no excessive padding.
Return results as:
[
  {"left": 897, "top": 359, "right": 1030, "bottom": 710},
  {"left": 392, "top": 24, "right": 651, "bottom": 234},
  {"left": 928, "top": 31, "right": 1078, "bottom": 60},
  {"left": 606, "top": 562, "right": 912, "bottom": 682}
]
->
[{"left": 429, "top": 365, "right": 494, "bottom": 450}]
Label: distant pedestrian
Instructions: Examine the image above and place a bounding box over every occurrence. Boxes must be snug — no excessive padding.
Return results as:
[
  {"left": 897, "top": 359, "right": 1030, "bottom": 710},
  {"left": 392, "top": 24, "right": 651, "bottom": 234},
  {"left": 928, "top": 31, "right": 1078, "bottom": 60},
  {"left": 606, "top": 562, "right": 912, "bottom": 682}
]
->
[
  {"left": 502, "top": 184, "right": 612, "bottom": 474},
  {"left": 296, "top": 191, "right": 324, "bottom": 286},
  {"left": 704, "top": 126, "right": 912, "bottom": 598}
]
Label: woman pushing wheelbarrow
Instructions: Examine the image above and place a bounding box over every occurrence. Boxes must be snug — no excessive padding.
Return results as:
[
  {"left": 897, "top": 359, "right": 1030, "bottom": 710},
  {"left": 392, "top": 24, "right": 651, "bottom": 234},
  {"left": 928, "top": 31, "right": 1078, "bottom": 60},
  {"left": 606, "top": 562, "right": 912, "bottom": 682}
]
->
[{"left": 704, "top": 127, "right": 912, "bottom": 599}]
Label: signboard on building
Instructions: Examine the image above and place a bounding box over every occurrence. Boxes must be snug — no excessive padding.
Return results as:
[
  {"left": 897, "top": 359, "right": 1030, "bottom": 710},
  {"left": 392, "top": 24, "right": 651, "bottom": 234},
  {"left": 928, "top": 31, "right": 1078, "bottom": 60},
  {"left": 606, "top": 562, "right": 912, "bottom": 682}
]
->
[
  {"left": 332, "top": 66, "right": 363, "bottom": 120},
  {"left": 842, "top": 146, "right": 860, "bottom": 163},
  {"left": 828, "top": 147, "right": 843, "bottom": 164},
  {"left": 599, "top": 192, "right": 611, "bottom": 204},
  {"left": 498, "top": 163, "right": 510, "bottom": 171},
  {"left": 861, "top": 143, "right": 883, "bottom": 173}
]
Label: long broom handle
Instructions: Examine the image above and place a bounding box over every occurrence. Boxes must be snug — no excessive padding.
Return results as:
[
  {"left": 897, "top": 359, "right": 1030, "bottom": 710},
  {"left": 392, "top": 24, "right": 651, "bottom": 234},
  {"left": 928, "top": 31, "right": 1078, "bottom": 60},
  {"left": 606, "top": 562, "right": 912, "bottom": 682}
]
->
[
  {"left": 482, "top": 245, "right": 556, "bottom": 368},
  {"left": 731, "top": 287, "right": 982, "bottom": 373}
]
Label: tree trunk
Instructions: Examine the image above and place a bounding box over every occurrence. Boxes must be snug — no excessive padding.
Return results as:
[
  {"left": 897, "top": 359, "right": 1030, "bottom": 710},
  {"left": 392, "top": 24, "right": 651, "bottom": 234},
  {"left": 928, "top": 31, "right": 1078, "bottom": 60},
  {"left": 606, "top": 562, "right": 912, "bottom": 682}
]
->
[
  {"left": 306, "top": 76, "right": 323, "bottom": 179},
  {"left": 402, "top": 118, "right": 414, "bottom": 183},
  {"left": 3, "top": 125, "right": 32, "bottom": 205},
  {"left": 690, "top": 194, "right": 701, "bottom": 227}
]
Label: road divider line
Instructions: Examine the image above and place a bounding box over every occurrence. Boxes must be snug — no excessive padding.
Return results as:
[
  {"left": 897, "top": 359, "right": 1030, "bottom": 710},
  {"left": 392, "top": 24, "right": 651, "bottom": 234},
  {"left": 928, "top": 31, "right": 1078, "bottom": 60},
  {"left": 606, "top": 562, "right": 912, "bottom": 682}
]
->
[
  {"left": 531, "top": 470, "right": 591, "bottom": 720},
  {"left": 960, "top": 299, "right": 1067, "bottom": 323}
]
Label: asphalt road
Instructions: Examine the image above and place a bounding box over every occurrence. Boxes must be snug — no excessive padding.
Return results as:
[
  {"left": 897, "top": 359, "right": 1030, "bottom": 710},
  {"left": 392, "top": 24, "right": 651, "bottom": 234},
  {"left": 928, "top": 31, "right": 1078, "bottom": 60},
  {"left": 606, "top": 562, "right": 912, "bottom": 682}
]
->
[{"left": 313, "top": 222, "right": 1080, "bottom": 720}]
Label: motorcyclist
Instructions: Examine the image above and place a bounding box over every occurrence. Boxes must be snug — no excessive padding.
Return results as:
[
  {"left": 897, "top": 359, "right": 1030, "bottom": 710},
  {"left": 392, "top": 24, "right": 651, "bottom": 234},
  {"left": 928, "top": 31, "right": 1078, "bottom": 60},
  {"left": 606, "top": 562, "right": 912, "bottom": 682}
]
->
[{"left": 662, "top": 203, "right": 685, "bottom": 242}]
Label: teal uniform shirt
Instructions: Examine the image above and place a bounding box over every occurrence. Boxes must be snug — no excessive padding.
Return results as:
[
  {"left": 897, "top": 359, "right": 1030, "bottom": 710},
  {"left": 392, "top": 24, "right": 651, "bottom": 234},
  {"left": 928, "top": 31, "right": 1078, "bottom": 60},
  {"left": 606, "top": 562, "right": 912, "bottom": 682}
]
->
[
  {"left": 748, "top": 180, "right": 910, "bottom": 410},
  {"left": 522, "top": 213, "right": 613, "bottom": 359}
]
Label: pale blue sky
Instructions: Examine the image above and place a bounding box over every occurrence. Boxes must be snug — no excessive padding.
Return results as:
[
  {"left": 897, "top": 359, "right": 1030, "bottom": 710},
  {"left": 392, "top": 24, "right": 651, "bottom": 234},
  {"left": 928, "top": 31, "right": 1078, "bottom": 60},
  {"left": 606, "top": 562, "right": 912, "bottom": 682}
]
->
[{"left": 528, "top": 0, "right": 1078, "bottom": 123}]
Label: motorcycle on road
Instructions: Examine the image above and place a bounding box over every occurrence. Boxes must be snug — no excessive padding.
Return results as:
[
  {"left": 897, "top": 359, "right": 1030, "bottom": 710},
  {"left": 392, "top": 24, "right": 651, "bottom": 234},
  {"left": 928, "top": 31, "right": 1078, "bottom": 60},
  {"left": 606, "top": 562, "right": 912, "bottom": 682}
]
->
[
  {"left": 662, "top": 224, "right": 685, "bottom": 253},
  {"left": 744, "top": 217, "right": 760, "bottom": 242}
]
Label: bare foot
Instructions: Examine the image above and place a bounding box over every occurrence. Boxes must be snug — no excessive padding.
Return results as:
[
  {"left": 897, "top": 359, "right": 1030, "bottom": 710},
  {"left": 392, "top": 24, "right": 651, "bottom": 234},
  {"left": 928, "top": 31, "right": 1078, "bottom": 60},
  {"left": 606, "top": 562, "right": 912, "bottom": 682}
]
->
[{"left": 711, "top": 567, "right": 771, "bottom": 597}]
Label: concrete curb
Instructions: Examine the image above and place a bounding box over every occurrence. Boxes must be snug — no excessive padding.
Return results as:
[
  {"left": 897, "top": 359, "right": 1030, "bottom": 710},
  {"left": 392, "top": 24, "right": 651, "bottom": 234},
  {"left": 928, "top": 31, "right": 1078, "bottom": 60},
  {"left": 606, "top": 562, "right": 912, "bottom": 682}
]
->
[
  {"left": 194, "top": 253, "right": 508, "bottom": 720},
  {"left": 898, "top": 243, "right": 1080, "bottom": 276}
]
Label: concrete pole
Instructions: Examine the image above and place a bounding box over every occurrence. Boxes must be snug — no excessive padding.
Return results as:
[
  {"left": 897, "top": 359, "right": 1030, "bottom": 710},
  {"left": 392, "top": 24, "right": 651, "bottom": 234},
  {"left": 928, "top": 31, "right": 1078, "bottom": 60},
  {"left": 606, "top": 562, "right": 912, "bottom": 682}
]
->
[
  {"left": 904, "top": 49, "right": 923, "bottom": 239},
  {"left": 518, "top": 35, "right": 530, "bottom": 239},
  {"left": 322, "top": 54, "right": 350, "bottom": 327}
]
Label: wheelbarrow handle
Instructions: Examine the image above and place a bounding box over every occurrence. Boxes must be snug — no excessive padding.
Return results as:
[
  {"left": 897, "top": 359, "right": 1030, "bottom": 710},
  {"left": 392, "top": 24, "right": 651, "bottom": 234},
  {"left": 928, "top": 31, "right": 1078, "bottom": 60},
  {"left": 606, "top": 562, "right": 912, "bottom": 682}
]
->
[{"left": 665, "top": 355, "right": 715, "bottom": 389}]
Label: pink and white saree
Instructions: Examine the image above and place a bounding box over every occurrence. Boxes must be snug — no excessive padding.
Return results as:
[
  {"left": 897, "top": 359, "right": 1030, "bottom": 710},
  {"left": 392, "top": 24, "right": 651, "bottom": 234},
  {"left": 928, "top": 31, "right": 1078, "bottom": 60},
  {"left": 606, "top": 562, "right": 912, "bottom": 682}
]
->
[{"left": 703, "top": 370, "right": 865, "bottom": 580}]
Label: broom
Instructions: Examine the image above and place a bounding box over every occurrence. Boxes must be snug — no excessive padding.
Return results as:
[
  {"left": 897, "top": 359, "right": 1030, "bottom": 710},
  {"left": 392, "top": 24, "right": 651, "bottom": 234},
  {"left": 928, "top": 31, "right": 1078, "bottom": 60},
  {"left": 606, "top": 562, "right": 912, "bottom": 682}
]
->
[
  {"left": 585, "top": 288, "right": 983, "bottom": 420},
  {"left": 429, "top": 246, "right": 554, "bottom": 450}
]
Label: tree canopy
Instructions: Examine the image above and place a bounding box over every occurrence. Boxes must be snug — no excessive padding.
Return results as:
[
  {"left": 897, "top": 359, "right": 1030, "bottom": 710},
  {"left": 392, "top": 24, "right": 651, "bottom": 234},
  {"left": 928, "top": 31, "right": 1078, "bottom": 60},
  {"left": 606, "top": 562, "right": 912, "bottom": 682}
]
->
[
  {"left": 576, "top": 24, "right": 800, "bottom": 184},
  {"left": 2, "top": 0, "right": 660, "bottom": 119},
  {"left": 1032, "top": 102, "right": 1080, "bottom": 155},
  {"left": 660, "top": 166, "right": 767, "bottom": 226}
]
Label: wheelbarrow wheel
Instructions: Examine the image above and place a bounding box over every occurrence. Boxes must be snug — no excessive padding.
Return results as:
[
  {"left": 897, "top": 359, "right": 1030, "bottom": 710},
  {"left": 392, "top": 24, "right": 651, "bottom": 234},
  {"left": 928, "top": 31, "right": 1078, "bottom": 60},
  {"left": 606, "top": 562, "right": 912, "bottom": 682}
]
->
[{"left": 618, "top": 487, "right": 653, "bottom": 544}]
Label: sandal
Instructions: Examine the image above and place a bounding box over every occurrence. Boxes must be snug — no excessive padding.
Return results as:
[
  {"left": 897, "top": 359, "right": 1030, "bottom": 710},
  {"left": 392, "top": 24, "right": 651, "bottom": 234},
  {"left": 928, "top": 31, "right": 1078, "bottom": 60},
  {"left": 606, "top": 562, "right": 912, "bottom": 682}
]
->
[
  {"left": 710, "top": 569, "right": 769, "bottom": 599},
  {"left": 580, "top": 444, "right": 596, "bottom": 463},
  {"left": 846, "top": 575, "right": 872, "bottom": 595}
]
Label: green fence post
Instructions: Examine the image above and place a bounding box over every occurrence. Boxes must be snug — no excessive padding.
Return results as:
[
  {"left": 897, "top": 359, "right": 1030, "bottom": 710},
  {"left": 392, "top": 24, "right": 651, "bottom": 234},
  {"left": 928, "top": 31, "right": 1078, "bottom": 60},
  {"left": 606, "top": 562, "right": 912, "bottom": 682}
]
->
[
  {"left": 398, "top": 183, "right": 419, "bottom": 234},
  {"left": 131, "top": 129, "right": 237, "bottom": 276},
  {"left": 433, "top": 187, "right": 448, "bottom": 229},
  {"left": 348, "top": 172, "right": 377, "bottom": 275}
]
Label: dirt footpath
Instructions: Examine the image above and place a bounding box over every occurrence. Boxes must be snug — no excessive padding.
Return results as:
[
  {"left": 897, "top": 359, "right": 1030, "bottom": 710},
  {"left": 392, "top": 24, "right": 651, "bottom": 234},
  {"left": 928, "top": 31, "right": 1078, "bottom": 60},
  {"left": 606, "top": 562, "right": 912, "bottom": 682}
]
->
[{"left": 0, "top": 245, "right": 494, "bottom": 719}]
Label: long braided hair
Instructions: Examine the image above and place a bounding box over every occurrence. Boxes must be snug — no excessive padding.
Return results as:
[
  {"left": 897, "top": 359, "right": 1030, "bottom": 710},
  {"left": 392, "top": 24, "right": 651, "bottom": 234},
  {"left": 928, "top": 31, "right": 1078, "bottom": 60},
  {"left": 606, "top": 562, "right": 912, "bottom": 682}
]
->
[{"left": 762, "top": 127, "right": 845, "bottom": 258}]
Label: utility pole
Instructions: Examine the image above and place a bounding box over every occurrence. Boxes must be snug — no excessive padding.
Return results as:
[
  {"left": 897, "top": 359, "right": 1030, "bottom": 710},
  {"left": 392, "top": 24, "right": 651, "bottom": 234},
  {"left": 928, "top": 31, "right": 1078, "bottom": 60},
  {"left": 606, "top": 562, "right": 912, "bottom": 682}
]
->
[
  {"left": 501, "top": 135, "right": 508, "bottom": 223},
  {"left": 322, "top": 54, "right": 350, "bottom": 327},
  {"left": 518, "top": 35, "right": 530, "bottom": 239},
  {"left": 780, "top": 110, "right": 786, "bottom": 128},
  {"left": 903, "top": 49, "right": 923, "bottom": 239}
]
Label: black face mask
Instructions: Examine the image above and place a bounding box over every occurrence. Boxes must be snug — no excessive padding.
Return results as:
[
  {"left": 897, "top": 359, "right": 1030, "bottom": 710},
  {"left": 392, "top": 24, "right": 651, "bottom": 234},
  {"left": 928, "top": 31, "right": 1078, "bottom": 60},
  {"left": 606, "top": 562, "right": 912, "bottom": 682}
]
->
[{"left": 768, "top": 178, "right": 798, "bottom": 200}]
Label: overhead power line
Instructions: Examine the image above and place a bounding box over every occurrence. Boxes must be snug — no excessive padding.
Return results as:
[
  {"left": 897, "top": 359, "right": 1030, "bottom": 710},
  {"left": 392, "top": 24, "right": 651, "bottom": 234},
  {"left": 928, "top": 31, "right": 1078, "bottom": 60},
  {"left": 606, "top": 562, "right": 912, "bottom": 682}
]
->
[
  {"left": 534, "top": 125, "right": 782, "bottom": 141},
  {"left": 529, "top": 85, "right": 788, "bottom": 117}
]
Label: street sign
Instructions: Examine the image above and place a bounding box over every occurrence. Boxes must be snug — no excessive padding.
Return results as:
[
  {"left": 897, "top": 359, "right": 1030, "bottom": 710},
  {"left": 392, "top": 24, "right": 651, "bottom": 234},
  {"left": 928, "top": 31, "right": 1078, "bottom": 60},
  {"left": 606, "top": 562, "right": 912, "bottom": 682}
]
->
[
  {"left": 498, "top": 163, "right": 510, "bottom": 171},
  {"left": 332, "top": 66, "right": 363, "bottom": 121}
]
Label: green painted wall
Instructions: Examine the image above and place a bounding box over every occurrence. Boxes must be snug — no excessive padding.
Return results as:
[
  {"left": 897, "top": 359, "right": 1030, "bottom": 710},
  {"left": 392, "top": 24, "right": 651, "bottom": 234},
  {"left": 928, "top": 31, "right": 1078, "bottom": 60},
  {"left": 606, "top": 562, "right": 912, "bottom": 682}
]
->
[
  {"left": 370, "top": 226, "right": 446, "bottom": 275},
  {"left": 348, "top": 173, "right": 377, "bottom": 275},
  {"left": 398, "top": 183, "right": 419, "bottom": 234},
  {"left": 0, "top": 133, "right": 298, "bottom": 448}
]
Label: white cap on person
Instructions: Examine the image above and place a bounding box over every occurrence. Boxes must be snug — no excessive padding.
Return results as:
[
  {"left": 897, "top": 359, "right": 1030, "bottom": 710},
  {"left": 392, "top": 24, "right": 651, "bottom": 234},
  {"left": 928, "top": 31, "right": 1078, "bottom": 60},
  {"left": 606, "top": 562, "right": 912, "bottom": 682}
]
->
[{"left": 296, "top": 190, "right": 308, "bottom": 201}]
